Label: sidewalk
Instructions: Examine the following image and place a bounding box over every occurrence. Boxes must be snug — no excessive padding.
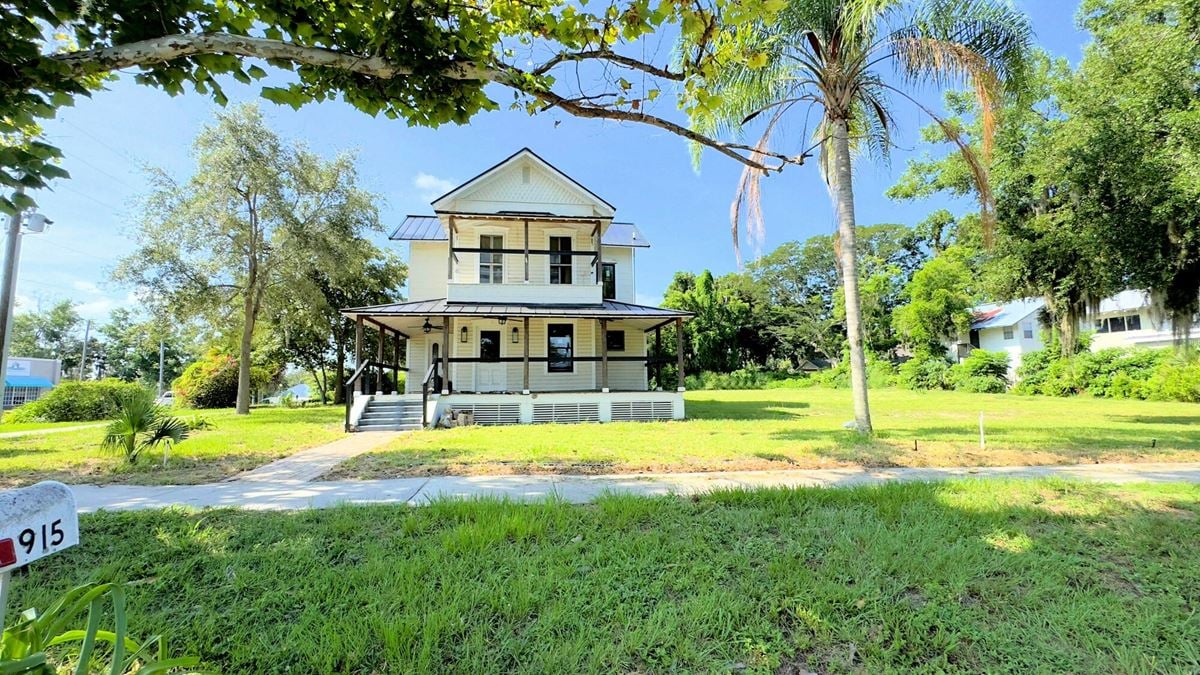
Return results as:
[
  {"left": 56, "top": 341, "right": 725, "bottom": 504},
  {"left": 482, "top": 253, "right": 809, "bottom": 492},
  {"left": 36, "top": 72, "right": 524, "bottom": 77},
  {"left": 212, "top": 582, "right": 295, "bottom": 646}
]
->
[
  {"left": 228, "top": 431, "right": 407, "bottom": 483},
  {"left": 69, "top": 461, "right": 1200, "bottom": 513},
  {"left": 0, "top": 423, "right": 104, "bottom": 439}
]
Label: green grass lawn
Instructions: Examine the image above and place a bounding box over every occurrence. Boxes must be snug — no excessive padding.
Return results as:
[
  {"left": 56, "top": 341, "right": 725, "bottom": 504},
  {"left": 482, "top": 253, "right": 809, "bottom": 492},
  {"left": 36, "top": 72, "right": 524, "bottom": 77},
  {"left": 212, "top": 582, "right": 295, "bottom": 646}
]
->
[
  {"left": 0, "top": 406, "right": 344, "bottom": 487},
  {"left": 330, "top": 388, "right": 1200, "bottom": 479},
  {"left": 10, "top": 480, "right": 1199, "bottom": 672}
]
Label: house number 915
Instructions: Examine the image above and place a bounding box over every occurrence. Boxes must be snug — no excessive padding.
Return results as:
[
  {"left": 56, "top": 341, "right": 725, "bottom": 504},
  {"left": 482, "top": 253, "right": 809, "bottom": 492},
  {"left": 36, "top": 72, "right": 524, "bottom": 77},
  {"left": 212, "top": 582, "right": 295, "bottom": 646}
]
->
[{"left": 19, "top": 519, "right": 66, "bottom": 554}]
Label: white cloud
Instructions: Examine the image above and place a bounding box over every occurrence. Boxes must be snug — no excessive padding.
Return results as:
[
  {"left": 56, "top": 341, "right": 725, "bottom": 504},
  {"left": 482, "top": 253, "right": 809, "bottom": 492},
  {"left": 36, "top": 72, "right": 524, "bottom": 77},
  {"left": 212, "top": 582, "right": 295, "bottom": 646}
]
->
[
  {"left": 412, "top": 172, "right": 455, "bottom": 201},
  {"left": 72, "top": 280, "right": 102, "bottom": 295}
]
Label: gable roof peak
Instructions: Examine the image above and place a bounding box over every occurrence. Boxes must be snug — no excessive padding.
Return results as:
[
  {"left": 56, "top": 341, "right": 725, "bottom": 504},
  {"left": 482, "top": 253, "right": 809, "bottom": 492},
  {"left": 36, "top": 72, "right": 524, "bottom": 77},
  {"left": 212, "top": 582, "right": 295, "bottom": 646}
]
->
[{"left": 430, "top": 147, "right": 616, "bottom": 215}]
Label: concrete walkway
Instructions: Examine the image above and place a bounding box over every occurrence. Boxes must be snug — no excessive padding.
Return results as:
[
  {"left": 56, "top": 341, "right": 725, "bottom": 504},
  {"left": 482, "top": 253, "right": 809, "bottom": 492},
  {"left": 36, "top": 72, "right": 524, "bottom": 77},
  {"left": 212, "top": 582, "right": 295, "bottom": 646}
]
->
[
  {"left": 228, "top": 431, "right": 408, "bottom": 483},
  {"left": 0, "top": 423, "right": 104, "bottom": 439},
  {"left": 69, "top": 461, "right": 1200, "bottom": 513}
]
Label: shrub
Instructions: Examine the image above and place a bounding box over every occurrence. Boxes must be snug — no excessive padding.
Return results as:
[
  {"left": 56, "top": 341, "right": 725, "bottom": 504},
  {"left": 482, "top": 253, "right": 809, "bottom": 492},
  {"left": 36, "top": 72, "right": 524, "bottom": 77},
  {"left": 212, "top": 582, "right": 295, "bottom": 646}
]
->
[
  {"left": 897, "top": 354, "right": 952, "bottom": 390},
  {"left": 5, "top": 379, "right": 147, "bottom": 422},
  {"left": 1145, "top": 352, "right": 1200, "bottom": 403},
  {"left": 174, "top": 352, "right": 272, "bottom": 408},
  {"left": 947, "top": 350, "right": 1009, "bottom": 394},
  {"left": 684, "top": 368, "right": 770, "bottom": 390},
  {"left": 101, "top": 391, "right": 190, "bottom": 465}
]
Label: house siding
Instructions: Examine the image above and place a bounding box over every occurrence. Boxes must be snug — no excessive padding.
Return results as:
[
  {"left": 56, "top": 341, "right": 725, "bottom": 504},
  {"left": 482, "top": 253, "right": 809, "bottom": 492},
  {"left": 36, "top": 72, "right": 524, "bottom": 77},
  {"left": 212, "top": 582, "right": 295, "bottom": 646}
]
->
[{"left": 404, "top": 317, "right": 647, "bottom": 393}]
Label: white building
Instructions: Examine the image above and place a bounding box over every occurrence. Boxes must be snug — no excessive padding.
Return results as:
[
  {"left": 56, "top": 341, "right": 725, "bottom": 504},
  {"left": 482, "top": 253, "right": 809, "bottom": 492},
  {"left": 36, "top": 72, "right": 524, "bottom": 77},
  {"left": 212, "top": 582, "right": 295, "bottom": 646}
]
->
[
  {"left": 340, "top": 148, "right": 690, "bottom": 430},
  {"left": 957, "top": 290, "right": 1198, "bottom": 378}
]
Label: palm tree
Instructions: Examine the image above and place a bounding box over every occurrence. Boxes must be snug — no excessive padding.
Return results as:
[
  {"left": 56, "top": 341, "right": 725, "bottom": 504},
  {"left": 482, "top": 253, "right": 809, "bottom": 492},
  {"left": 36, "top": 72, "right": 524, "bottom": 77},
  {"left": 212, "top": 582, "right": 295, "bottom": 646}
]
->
[
  {"left": 101, "top": 392, "right": 190, "bottom": 465},
  {"left": 691, "top": 0, "right": 1030, "bottom": 432}
]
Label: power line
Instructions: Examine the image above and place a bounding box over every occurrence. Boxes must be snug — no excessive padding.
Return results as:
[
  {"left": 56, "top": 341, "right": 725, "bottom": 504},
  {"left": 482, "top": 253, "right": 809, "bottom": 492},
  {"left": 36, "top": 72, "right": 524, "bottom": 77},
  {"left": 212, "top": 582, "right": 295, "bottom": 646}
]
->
[{"left": 59, "top": 118, "right": 144, "bottom": 166}]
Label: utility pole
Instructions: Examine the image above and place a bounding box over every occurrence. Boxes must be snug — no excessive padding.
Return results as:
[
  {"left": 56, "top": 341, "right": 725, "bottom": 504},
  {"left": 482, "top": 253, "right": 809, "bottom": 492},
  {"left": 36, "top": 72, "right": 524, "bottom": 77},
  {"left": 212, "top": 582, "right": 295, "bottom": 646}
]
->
[
  {"left": 78, "top": 319, "right": 91, "bottom": 381},
  {"left": 0, "top": 187, "right": 25, "bottom": 419},
  {"left": 157, "top": 339, "right": 165, "bottom": 396},
  {"left": 0, "top": 186, "right": 49, "bottom": 420}
]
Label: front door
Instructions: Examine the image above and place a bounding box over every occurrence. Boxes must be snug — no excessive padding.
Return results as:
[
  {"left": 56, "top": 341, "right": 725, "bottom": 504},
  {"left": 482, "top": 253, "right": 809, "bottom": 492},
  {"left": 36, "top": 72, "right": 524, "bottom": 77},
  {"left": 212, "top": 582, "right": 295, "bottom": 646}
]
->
[{"left": 476, "top": 330, "right": 506, "bottom": 392}]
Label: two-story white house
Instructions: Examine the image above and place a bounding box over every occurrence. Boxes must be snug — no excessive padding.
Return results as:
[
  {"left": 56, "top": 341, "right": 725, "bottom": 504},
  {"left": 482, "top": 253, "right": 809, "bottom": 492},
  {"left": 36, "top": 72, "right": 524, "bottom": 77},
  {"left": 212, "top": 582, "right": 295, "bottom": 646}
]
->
[
  {"left": 954, "top": 290, "right": 1199, "bottom": 379},
  {"left": 341, "top": 148, "right": 691, "bottom": 430}
]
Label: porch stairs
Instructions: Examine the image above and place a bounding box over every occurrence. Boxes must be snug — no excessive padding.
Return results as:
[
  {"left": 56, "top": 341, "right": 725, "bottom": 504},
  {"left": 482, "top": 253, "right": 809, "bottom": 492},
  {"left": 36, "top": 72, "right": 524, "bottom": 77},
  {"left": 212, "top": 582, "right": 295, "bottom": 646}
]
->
[{"left": 355, "top": 398, "right": 424, "bottom": 432}]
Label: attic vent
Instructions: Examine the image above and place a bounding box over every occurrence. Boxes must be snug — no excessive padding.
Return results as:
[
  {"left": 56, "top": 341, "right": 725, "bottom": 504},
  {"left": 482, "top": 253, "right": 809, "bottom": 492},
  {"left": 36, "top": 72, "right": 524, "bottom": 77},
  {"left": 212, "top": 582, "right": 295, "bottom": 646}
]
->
[{"left": 521, "top": 166, "right": 531, "bottom": 184}]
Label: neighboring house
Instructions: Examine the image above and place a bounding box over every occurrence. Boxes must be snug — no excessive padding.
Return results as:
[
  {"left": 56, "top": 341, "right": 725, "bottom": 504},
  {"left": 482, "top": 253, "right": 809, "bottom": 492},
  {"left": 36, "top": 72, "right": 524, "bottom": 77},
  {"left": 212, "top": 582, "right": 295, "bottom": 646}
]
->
[
  {"left": 3, "top": 357, "right": 61, "bottom": 409},
  {"left": 954, "top": 290, "right": 1199, "bottom": 379},
  {"left": 265, "top": 383, "right": 311, "bottom": 405},
  {"left": 341, "top": 148, "right": 691, "bottom": 429}
]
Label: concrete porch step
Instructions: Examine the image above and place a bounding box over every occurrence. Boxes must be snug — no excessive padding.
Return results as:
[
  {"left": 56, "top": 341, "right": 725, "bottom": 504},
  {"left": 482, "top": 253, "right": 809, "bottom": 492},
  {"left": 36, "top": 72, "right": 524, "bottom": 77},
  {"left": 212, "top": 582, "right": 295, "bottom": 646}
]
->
[{"left": 355, "top": 423, "right": 422, "bottom": 432}]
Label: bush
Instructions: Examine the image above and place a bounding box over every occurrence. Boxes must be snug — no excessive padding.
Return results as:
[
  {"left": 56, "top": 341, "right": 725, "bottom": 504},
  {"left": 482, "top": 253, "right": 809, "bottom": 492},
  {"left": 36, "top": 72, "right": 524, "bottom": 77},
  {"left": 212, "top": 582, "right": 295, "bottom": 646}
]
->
[
  {"left": 684, "top": 368, "right": 770, "bottom": 390},
  {"left": 947, "top": 350, "right": 1009, "bottom": 394},
  {"left": 897, "top": 354, "right": 952, "bottom": 390},
  {"left": 807, "top": 354, "right": 896, "bottom": 389},
  {"left": 5, "top": 379, "right": 147, "bottom": 422},
  {"left": 1014, "top": 346, "right": 1183, "bottom": 400},
  {"left": 1145, "top": 352, "right": 1200, "bottom": 402},
  {"left": 174, "top": 352, "right": 271, "bottom": 408}
]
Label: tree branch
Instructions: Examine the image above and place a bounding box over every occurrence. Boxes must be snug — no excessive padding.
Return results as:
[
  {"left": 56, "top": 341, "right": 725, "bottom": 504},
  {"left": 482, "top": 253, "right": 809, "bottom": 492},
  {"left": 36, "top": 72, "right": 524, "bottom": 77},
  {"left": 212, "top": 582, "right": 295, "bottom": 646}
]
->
[
  {"left": 48, "top": 32, "right": 806, "bottom": 172},
  {"left": 50, "top": 32, "right": 498, "bottom": 80},
  {"left": 532, "top": 50, "right": 685, "bottom": 80}
]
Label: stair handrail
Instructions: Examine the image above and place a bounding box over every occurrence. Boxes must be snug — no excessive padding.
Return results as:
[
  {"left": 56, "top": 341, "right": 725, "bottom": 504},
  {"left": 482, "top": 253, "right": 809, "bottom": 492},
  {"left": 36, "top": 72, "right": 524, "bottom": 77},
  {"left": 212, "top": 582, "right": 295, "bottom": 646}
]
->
[{"left": 343, "top": 359, "right": 409, "bottom": 432}]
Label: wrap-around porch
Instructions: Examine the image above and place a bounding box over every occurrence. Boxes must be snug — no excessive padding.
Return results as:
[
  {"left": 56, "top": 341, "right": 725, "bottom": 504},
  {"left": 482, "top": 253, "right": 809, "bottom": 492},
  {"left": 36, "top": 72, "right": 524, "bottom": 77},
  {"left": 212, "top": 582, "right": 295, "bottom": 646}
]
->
[{"left": 341, "top": 299, "right": 692, "bottom": 429}]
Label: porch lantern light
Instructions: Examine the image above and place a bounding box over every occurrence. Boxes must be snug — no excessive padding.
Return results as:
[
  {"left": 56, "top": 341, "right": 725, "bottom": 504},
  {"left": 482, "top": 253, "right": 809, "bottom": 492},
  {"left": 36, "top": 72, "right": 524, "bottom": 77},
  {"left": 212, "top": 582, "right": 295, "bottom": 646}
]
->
[
  {"left": 459, "top": 326, "right": 469, "bottom": 343},
  {"left": 511, "top": 326, "right": 520, "bottom": 344}
]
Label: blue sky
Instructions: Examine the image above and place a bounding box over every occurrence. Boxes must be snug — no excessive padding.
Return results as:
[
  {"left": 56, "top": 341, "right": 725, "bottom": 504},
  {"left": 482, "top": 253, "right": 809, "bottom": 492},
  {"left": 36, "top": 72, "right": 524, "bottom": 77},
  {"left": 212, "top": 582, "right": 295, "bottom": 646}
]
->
[{"left": 21, "top": 1, "right": 1087, "bottom": 322}]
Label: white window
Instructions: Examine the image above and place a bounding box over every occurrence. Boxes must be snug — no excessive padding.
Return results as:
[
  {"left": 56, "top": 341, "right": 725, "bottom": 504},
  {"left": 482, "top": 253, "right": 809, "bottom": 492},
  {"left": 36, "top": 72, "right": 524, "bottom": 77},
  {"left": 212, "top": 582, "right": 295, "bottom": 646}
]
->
[
  {"left": 479, "top": 235, "right": 503, "bottom": 284},
  {"left": 1003, "top": 327, "right": 1014, "bottom": 340},
  {"left": 1022, "top": 321, "right": 1034, "bottom": 340}
]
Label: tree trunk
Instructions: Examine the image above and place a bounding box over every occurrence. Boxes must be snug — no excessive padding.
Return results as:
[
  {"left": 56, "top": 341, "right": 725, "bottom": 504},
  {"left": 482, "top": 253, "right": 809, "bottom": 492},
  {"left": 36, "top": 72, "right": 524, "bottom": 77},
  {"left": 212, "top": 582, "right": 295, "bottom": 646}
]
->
[
  {"left": 333, "top": 338, "right": 346, "bottom": 405},
  {"left": 830, "top": 117, "right": 873, "bottom": 434},
  {"left": 236, "top": 284, "right": 255, "bottom": 415}
]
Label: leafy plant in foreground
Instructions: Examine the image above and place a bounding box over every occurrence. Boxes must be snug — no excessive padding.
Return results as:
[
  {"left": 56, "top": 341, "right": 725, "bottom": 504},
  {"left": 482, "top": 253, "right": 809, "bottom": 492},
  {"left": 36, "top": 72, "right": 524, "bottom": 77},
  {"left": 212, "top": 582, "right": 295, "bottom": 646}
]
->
[{"left": 0, "top": 582, "right": 206, "bottom": 674}]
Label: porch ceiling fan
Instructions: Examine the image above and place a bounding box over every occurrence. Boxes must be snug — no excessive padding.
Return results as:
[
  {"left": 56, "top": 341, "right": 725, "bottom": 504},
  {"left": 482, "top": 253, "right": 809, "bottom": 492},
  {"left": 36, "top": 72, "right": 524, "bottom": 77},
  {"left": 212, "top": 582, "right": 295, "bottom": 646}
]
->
[{"left": 421, "top": 318, "right": 445, "bottom": 334}]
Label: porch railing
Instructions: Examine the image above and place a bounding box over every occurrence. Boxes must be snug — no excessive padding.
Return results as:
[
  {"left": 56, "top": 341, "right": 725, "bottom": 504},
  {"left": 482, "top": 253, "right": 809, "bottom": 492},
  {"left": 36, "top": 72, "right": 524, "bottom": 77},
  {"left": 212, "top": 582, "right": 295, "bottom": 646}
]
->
[{"left": 343, "top": 359, "right": 408, "bottom": 432}]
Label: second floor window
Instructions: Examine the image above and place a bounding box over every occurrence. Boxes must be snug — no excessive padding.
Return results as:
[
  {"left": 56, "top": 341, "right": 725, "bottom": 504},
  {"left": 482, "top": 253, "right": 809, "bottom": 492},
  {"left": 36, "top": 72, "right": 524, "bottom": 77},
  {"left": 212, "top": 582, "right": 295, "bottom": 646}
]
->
[
  {"left": 550, "top": 236, "right": 572, "bottom": 284},
  {"left": 602, "top": 262, "right": 616, "bottom": 299},
  {"left": 479, "top": 235, "right": 503, "bottom": 284}
]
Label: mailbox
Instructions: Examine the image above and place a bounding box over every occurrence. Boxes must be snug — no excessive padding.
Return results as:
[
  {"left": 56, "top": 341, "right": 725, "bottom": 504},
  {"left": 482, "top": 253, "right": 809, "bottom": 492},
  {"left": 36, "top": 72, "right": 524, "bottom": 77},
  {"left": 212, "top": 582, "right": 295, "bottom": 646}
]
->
[{"left": 0, "top": 481, "right": 79, "bottom": 573}]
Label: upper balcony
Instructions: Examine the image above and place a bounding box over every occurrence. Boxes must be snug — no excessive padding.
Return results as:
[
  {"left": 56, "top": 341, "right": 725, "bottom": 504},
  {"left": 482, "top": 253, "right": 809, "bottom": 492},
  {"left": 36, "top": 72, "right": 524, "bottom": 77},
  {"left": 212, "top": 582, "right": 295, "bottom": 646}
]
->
[
  {"left": 395, "top": 213, "right": 648, "bottom": 305},
  {"left": 445, "top": 212, "right": 605, "bottom": 305}
]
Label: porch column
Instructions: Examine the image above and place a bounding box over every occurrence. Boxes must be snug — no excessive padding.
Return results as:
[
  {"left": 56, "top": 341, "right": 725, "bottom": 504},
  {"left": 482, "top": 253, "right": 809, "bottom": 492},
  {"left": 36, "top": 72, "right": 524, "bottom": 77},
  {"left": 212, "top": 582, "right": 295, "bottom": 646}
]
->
[
  {"left": 655, "top": 326, "right": 663, "bottom": 391},
  {"left": 675, "top": 317, "right": 685, "bottom": 392},
  {"left": 354, "top": 316, "right": 364, "bottom": 395},
  {"left": 595, "top": 223, "right": 603, "bottom": 284},
  {"left": 441, "top": 318, "right": 451, "bottom": 395},
  {"left": 391, "top": 330, "right": 400, "bottom": 394},
  {"left": 447, "top": 216, "right": 455, "bottom": 280},
  {"left": 599, "top": 318, "right": 609, "bottom": 393},
  {"left": 523, "top": 219, "right": 530, "bottom": 283},
  {"left": 522, "top": 316, "right": 530, "bottom": 394},
  {"left": 375, "top": 324, "right": 385, "bottom": 394}
]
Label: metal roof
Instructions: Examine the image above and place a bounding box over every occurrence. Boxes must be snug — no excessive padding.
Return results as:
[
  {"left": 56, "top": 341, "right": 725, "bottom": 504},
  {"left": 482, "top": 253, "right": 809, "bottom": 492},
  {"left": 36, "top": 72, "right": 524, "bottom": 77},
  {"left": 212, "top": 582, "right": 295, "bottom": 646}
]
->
[
  {"left": 389, "top": 215, "right": 443, "bottom": 241},
  {"left": 343, "top": 298, "right": 690, "bottom": 319},
  {"left": 970, "top": 298, "right": 1044, "bottom": 330},
  {"left": 390, "top": 216, "right": 650, "bottom": 248},
  {"left": 1097, "top": 289, "right": 1151, "bottom": 315}
]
